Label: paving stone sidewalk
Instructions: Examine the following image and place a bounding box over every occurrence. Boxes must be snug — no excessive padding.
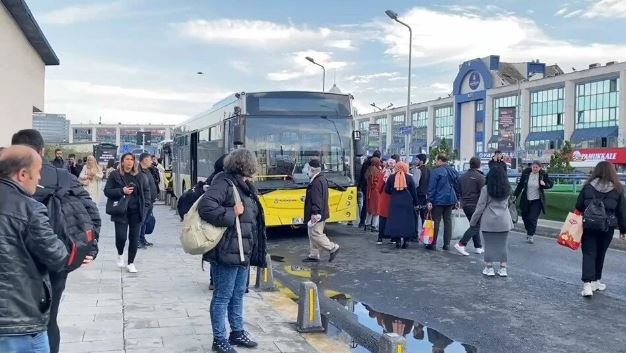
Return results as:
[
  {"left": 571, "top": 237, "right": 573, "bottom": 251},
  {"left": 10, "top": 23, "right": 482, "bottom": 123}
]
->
[{"left": 57, "top": 202, "right": 323, "bottom": 353}]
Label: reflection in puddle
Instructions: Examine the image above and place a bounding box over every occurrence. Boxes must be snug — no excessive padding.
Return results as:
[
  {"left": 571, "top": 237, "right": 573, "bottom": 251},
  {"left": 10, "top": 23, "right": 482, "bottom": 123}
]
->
[{"left": 330, "top": 294, "right": 477, "bottom": 353}]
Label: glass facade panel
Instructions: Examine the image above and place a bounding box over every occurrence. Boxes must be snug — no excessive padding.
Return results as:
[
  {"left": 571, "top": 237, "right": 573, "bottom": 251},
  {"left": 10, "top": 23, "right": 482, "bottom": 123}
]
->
[
  {"left": 434, "top": 106, "right": 454, "bottom": 144},
  {"left": 576, "top": 78, "right": 620, "bottom": 129},
  {"left": 412, "top": 110, "right": 428, "bottom": 128},
  {"left": 375, "top": 116, "right": 387, "bottom": 152},
  {"left": 530, "top": 87, "right": 564, "bottom": 132},
  {"left": 96, "top": 128, "right": 116, "bottom": 144},
  {"left": 390, "top": 114, "right": 405, "bottom": 154}
]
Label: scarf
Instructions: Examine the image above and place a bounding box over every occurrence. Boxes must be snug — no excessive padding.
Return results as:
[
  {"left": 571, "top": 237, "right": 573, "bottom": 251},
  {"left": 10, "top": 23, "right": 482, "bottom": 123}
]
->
[{"left": 393, "top": 162, "right": 409, "bottom": 191}]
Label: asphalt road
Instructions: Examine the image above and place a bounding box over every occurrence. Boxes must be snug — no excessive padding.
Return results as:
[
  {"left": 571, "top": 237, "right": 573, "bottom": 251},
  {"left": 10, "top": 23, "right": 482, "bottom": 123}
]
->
[{"left": 267, "top": 225, "right": 626, "bottom": 353}]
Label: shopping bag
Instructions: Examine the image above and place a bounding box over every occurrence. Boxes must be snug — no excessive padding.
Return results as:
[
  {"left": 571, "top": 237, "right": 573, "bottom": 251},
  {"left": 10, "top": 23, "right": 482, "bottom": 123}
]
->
[
  {"left": 420, "top": 212, "right": 435, "bottom": 245},
  {"left": 451, "top": 208, "right": 469, "bottom": 240},
  {"left": 557, "top": 212, "right": 583, "bottom": 250}
]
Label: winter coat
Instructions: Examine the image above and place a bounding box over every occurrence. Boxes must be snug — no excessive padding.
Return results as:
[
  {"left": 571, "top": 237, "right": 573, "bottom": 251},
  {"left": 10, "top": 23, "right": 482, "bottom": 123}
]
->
[
  {"left": 367, "top": 170, "right": 383, "bottom": 215},
  {"left": 304, "top": 173, "right": 330, "bottom": 222},
  {"left": 198, "top": 172, "right": 267, "bottom": 267},
  {"left": 104, "top": 169, "right": 152, "bottom": 223},
  {"left": 51, "top": 157, "right": 65, "bottom": 169},
  {"left": 79, "top": 166, "right": 103, "bottom": 203},
  {"left": 470, "top": 186, "right": 514, "bottom": 232},
  {"left": 384, "top": 174, "right": 418, "bottom": 238},
  {"left": 140, "top": 167, "right": 158, "bottom": 203},
  {"left": 376, "top": 175, "right": 391, "bottom": 218},
  {"left": 575, "top": 179, "right": 626, "bottom": 234},
  {"left": 415, "top": 165, "right": 430, "bottom": 198},
  {"left": 0, "top": 178, "right": 69, "bottom": 335},
  {"left": 513, "top": 168, "right": 553, "bottom": 214},
  {"left": 427, "top": 165, "right": 460, "bottom": 206},
  {"left": 459, "top": 169, "right": 486, "bottom": 209},
  {"left": 488, "top": 159, "right": 507, "bottom": 172}
]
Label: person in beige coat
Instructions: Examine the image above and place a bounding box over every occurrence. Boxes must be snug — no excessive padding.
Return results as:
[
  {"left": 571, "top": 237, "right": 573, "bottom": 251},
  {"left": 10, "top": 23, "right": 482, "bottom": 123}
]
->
[{"left": 80, "top": 155, "right": 103, "bottom": 203}]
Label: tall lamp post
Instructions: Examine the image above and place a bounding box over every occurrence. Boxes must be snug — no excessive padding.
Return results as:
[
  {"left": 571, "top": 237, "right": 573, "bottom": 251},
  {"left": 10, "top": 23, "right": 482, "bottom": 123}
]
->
[
  {"left": 385, "top": 9, "right": 412, "bottom": 158},
  {"left": 305, "top": 56, "right": 325, "bottom": 92}
]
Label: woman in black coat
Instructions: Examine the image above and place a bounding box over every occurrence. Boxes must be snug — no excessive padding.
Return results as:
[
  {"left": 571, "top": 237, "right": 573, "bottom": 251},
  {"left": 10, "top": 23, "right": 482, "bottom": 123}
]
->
[
  {"left": 575, "top": 161, "right": 626, "bottom": 297},
  {"left": 104, "top": 153, "right": 151, "bottom": 273},
  {"left": 513, "top": 161, "right": 553, "bottom": 243},
  {"left": 384, "top": 162, "right": 418, "bottom": 248},
  {"left": 197, "top": 149, "right": 266, "bottom": 353}
]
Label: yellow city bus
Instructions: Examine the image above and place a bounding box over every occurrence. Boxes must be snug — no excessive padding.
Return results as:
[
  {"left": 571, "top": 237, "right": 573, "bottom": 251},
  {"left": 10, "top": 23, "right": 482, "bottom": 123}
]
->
[{"left": 172, "top": 91, "right": 359, "bottom": 227}]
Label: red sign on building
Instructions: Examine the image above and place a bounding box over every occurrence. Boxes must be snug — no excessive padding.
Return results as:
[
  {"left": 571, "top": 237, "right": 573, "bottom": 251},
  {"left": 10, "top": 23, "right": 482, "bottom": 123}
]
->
[{"left": 572, "top": 148, "right": 626, "bottom": 165}]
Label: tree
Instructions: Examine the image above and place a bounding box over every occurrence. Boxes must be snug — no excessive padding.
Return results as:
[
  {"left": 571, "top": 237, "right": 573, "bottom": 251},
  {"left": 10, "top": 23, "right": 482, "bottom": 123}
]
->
[
  {"left": 427, "top": 138, "right": 456, "bottom": 167},
  {"left": 548, "top": 140, "right": 574, "bottom": 174}
]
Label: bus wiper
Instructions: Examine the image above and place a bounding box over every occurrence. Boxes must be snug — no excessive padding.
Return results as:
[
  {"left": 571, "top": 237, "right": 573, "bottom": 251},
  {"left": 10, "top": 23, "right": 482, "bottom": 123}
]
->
[{"left": 326, "top": 178, "right": 347, "bottom": 192}]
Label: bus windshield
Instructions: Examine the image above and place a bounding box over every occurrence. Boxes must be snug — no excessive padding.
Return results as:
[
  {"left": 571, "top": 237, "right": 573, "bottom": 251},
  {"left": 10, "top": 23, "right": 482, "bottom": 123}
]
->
[{"left": 245, "top": 116, "right": 353, "bottom": 189}]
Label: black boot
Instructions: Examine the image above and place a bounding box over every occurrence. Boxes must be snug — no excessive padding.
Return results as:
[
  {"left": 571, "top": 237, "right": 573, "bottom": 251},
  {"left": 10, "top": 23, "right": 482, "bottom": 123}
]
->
[
  {"left": 229, "top": 331, "right": 258, "bottom": 348},
  {"left": 212, "top": 339, "right": 237, "bottom": 353}
]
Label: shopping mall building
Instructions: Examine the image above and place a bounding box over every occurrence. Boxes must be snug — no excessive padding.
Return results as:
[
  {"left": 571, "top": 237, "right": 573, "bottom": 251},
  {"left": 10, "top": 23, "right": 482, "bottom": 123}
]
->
[{"left": 355, "top": 55, "right": 626, "bottom": 169}]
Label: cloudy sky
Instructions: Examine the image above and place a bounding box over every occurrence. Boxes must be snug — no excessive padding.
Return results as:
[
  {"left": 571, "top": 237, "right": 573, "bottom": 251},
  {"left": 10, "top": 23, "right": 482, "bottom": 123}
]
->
[{"left": 29, "top": 0, "right": 626, "bottom": 124}]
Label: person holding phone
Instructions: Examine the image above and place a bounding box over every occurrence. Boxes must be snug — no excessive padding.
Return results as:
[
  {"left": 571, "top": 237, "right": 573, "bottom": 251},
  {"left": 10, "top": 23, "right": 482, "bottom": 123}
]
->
[
  {"left": 104, "top": 153, "right": 151, "bottom": 273},
  {"left": 488, "top": 150, "right": 508, "bottom": 172}
]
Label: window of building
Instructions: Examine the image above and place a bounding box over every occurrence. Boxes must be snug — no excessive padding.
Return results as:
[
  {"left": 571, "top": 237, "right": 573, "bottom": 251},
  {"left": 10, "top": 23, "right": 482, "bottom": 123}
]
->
[
  {"left": 476, "top": 100, "right": 484, "bottom": 112},
  {"left": 412, "top": 110, "right": 428, "bottom": 128},
  {"left": 375, "top": 116, "right": 387, "bottom": 152},
  {"left": 530, "top": 87, "right": 564, "bottom": 132},
  {"left": 576, "top": 78, "right": 620, "bottom": 129},
  {"left": 434, "top": 106, "right": 454, "bottom": 144}
]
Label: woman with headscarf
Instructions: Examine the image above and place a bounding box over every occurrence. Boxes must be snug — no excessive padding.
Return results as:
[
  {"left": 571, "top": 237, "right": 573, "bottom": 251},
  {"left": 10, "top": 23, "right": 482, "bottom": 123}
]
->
[
  {"left": 365, "top": 157, "right": 383, "bottom": 232},
  {"left": 384, "top": 162, "right": 418, "bottom": 248},
  {"left": 376, "top": 159, "right": 395, "bottom": 244}
]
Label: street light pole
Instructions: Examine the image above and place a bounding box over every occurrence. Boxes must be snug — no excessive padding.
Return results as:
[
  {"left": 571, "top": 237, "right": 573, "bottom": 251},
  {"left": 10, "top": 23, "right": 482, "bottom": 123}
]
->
[
  {"left": 306, "top": 56, "right": 325, "bottom": 92},
  {"left": 386, "top": 10, "right": 412, "bottom": 158}
]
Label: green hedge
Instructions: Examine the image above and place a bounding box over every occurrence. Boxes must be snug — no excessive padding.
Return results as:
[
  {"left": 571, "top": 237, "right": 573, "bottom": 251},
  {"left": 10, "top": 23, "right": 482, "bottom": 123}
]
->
[{"left": 543, "top": 192, "right": 578, "bottom": 221}]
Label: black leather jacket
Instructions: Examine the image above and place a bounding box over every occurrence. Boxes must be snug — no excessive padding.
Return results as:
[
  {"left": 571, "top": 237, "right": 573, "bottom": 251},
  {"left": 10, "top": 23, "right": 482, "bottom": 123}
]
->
[{"left": 0, "top": 179, "right": 69, "bottom": 335}]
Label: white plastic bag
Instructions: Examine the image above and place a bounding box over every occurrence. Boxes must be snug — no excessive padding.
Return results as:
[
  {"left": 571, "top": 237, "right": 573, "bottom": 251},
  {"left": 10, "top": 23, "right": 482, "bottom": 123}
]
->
[{"left": 451, "top": 208, "right": 469, "bottom": 240}]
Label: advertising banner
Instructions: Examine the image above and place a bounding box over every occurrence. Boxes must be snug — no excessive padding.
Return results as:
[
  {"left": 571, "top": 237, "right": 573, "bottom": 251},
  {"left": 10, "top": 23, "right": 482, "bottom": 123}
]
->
[
  {"left": 368, "top": 124, "right": 380, "bottom": 148},
  {"left": 572, "top": 148, "right": 626, "bottom": 164},
  {"left": 497, "top": 107, "right": 516, "bottom": 153}
]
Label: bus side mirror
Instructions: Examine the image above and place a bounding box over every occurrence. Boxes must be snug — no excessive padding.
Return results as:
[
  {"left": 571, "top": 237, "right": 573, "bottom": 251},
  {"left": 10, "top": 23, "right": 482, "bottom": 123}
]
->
[
  {"left": 353, "top": 131, "right": 364, "bottom": 157},
  {"left": 233, "top": 119, "right": 245, "bottom": 146}
]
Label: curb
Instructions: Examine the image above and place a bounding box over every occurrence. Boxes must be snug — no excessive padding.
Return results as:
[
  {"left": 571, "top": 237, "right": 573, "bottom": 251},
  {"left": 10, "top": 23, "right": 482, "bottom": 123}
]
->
[
  {"left": 513, "top": 223, "right": 626, "bottom": 251},
  {"left": 273, "top": 269, "right": 382, "bottom": 353}
]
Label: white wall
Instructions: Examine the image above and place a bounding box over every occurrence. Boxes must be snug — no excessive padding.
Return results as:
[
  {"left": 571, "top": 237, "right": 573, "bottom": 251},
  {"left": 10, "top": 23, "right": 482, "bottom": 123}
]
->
[{"left": 0, "top": 4, "right": 45, "bottom": 147}]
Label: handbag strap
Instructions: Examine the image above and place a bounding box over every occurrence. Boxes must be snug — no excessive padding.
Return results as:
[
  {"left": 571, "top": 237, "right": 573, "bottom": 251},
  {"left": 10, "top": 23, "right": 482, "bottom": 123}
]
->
[{"left": 225, "top": 179, "right": 245, "bottom": 263}]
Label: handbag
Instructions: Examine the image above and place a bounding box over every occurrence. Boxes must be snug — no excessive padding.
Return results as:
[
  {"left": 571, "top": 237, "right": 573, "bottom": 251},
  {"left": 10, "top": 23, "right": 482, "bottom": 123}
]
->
[
  {"left": 180, "top": 180, "right": 242, "bottom": 256},
  {"left": 144, "top": 211, "right": 156, "bottom": 235},
  {"left": 508, "top": 196, "right": 518, "bottom": 224},
  {"left": 451, "top": 208, "right": 469, "bottom": 240},
  {"left": 557, "top": 211, "right": 583, "bottom": 250},
  {"left": 106, "top": 195, "right": 129, "bottom": 216},
  {"left": 419, "top": 211, "right": 435, "bottom": 245}
]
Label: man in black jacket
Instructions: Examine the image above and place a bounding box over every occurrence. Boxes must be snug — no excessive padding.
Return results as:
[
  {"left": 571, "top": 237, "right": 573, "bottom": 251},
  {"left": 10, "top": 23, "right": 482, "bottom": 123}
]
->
[
  {"left": 51, "top": 148, "right": 65, "bottom": 168},
  {"left": 139, "top": 153, "right": 158, "bottom": 248},
  {"left": 303, "top": 159, "right": 339, "bottom": 262},
  {"left": 12, "top": 129, "right": 101, "bottom": 353},
  {"left": 454, "top": 157, "right": 485, "bottom": 256},
  {"left": 488, "top": 150, "right": 507, "bottom": 172},
  {"left": 0, "top": 145, "right": 69, "bottom": 353},
  {"left": 414, "top": 153, "right": 430, "bottom": 227},
  {"left": 358, "top": 150, "right": 381, "bottom": 228}
]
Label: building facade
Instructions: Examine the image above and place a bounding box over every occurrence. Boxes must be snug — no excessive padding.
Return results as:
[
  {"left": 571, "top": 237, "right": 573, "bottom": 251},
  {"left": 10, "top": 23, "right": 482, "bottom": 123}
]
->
[
  {"left": 33, "top": 113, "right": 70, "bottom": 143},
  {"left": 356, "top": 55, "right": 626, "bottom": 167},
  {"left": 0, "top": 0, "right": 59, "bottom": 146},
  {"left": 70, "top": 123, "right": 174, "bottom": 146}
]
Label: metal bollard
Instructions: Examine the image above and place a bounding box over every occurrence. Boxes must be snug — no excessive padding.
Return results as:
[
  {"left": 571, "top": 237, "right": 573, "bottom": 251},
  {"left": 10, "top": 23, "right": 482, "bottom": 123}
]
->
[
  {"left": 165, "top": 193, "right": 171, "bottom": 206},
  {"left": 255, "top": 254, "right": 274, "bottom": 291},
  {"left": 296, "top": 281, "right": 324, "bottom": 333},
  {"left": 378, "top": 333, "right": 406, "bottom": 353}
]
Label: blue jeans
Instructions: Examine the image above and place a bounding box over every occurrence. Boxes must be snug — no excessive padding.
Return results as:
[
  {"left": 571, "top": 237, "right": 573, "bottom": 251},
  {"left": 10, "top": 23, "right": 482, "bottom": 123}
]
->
[
  {"left": 0, "top": 332, "right": 50, "bottom": 353},
  {"left": 210, "top": 263, "right": 249, "bottom": 341}
]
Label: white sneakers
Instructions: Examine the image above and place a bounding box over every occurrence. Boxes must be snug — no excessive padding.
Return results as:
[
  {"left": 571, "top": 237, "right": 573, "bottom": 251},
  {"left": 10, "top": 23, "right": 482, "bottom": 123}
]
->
[
  {"left": 127, "top": 264, "right": 138, "bottom": 273},
  {"left": 475, "top": 247, "right": 485, "bottom": 254},
  {"left": 116, "top": 255, "right": 124, "bottom": 268},
  {"left": 582, "top": 282, "right": 594, "bottom": 297},
  {"left": 592, "top": 281, "right": 607, "bottom": 291},
  {"left": 482, "top": 267, "right": 495, "bottom": 277},
  {"left": 454, "top": 243, "right": 470, "bottom": 256},
  {"left": 497, "top": 267, "right": 508, "bottom": 277}
]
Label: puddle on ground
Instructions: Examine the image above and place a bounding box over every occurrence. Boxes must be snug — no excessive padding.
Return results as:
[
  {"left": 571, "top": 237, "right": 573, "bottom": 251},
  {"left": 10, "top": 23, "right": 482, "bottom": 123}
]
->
[{"left": 328, "top": 293, "right": 477, "bottom": 352}]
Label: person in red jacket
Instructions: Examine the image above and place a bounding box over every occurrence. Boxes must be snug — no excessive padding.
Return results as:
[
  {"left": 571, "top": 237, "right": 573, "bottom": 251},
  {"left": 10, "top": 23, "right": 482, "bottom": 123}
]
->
[
  {"left": 376, "top": 159, "right": 395, "bottom": 244},
  {"left": 365, "top": 157, "right": 383, "bottom": 232}
]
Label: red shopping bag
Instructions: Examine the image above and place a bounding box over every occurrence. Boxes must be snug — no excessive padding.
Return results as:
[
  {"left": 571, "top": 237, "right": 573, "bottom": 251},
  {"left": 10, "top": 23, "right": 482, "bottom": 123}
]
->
[
  {"left": 557, "top": 212, "right": 583, "bottom": 250},
  {"left": 420, "top": 211, "right": 435, "bottom": 245}
]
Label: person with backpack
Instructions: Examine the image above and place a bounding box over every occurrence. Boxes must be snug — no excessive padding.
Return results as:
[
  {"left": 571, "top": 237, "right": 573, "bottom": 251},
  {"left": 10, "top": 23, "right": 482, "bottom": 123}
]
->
[
  {"left": 575, "top": 161, "right": 626, "bottom": 297},
  {"left": 105, "top": 153, "right": 151, "bottom": 273},
  {"left": 513, "top": 161, "right": 553, "bottom": 244},
  {"left": 178, "top": 180, "right": 207, "bottom": 221},
  {"left": 470, "top": 166, "right": 514, "bottom": 277},
  {"left": 12, "top": 129, "right": 101, "bottom": 353},
  {"left": 426, "top": 154, "right": 460, "bottom": 251},
  {"left": 0, "top": 146, "right": 70, "bottom": 353},
  {"left": 197, "top": 149, "right": 267, "bottom": 353}
]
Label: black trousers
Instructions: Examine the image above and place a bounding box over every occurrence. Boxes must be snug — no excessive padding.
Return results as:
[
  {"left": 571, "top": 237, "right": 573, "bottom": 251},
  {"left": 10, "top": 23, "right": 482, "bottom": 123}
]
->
[
  {"left": 416, "top": 194, "right": 428, "bottom": 227},
  {"left": 459, "top": 206, "right": 482, "bottom": 248},
  {"left": 359, "top": 188, "right": 368, "bottom": 226},
  {"left": 522, "top": 199, "right": 543, "bottom": 236},
  {"left": 581, "top": 229, "right": 614, "bottom": 282},
  {"left": 48, "top": 271, "right": 68, "bottom": 353},
  {"left": 378, "top": 217, "right": 387, "bottom": 239},
  {"left": 432, "top": 205, "right": 453, "bottom": 247},
  {"left": 115, "top": 212, "right": 142, "bottom": 264}
]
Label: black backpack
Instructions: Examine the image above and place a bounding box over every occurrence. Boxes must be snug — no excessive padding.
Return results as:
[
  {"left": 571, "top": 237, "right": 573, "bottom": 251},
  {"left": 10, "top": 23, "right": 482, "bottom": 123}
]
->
[
  {"left": 583, "top": 189, "right": 616, "bottom": 232},
  {"left": 43, "top": 169, "right": 97, "bottom": 272}
]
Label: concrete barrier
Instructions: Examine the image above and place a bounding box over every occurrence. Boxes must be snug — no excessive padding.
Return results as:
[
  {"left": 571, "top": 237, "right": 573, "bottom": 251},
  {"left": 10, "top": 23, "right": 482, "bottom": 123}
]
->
[
  {"left": 255, "top": 254, "right": 274, "bottom": 291},
  {"left": 378, "top": 333, "right": 406, "bottom": 353},
  {"left": 296, "top": 281, "right": 324, "bottom": 333}
]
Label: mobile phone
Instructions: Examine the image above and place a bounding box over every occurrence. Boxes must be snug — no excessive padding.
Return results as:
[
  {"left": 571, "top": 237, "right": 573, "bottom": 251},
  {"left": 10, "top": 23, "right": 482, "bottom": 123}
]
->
[{"left": 128, "top": 182, "right": 136, "bottom": 188}]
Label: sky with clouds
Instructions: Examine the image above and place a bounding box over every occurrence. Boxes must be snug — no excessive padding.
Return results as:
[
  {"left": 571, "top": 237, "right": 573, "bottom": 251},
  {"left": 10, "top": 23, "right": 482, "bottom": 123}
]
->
[{"left": 28, "top": 0, "right": 626, "bottom": 124}]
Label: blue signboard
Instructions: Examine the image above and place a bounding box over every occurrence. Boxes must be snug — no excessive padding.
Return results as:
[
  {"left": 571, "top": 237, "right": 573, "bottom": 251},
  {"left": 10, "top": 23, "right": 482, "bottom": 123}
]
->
[
  {"left": 468, "top": 71, "right": 481, "bottom": 90},
  {"left": 400, "top": 126, "right": 413, "bottom": 135}
]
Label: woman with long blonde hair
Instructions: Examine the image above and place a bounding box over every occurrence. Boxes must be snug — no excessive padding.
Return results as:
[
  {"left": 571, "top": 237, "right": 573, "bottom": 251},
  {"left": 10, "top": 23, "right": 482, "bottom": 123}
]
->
[{"left": 80, "top": 155, "right": 104, "bottom": 203}]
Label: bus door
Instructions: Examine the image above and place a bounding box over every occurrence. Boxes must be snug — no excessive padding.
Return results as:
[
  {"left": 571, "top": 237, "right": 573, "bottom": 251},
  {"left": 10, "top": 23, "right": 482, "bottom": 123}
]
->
[{"left": 190, "top": 131, "right": 199, "bottom": 186}]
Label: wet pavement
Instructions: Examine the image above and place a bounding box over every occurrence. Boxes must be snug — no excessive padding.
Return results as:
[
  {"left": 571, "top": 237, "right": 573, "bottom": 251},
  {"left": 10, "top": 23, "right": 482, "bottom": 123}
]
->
[{"left": 267, "top": 224, "right": 626, "bottom": 353}]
